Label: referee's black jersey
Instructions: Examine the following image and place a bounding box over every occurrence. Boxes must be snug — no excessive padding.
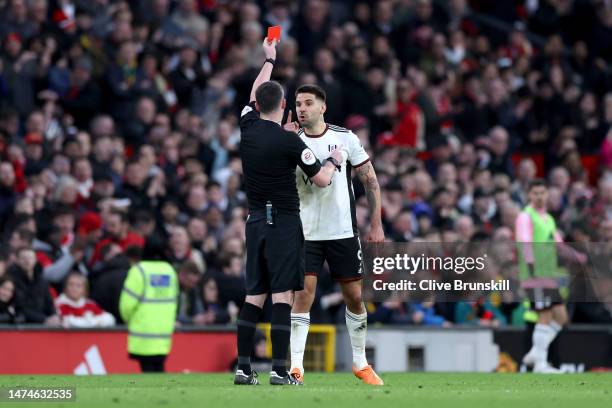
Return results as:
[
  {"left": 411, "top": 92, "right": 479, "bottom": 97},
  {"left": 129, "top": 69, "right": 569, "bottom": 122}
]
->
[{"left": 239, "top": 102, "right": 322, "bottom": 214}]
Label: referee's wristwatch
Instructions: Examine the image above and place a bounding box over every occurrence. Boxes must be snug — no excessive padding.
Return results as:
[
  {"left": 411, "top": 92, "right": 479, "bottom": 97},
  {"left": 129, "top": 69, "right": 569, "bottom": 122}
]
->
[
  {"left": 325, "top": 157, "right": 341, "bottom": 171},
  {"left": 264, "top": 58, "right": 276, "bottom": 66}
]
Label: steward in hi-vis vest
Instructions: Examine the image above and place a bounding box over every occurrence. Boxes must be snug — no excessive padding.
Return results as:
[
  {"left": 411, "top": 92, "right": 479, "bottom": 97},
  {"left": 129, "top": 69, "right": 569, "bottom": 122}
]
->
[{"left": 119, "top": 260, "right": 178, "bottom": 372}]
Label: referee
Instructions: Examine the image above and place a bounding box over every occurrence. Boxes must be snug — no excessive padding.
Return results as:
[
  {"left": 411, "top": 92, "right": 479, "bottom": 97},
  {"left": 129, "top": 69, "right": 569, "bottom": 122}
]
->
[{"left": 234, "top": 38, "right": 343, "bottom": 386}]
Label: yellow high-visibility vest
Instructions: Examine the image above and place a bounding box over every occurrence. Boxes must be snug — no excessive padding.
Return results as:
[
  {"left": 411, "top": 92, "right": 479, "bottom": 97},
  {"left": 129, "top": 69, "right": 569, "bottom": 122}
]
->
[{"left": 119, "top": 261, "right": 178, "bottom": 356}]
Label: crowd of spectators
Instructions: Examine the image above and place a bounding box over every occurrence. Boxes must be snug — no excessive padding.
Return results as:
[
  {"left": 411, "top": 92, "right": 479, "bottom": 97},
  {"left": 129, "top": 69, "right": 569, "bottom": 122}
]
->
[{"left": 0, "top": 0, "right": 611, "bottom": 328}]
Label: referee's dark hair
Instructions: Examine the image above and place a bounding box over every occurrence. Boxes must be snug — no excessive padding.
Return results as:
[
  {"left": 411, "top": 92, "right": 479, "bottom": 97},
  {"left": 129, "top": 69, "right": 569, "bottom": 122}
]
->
[
  {"left": 528, "top": 178, "right": 547, "bottom": 191},
  {"left": 295, "top": 84, "right": 326, "bottom": 102},
  {"left": 255, "top": 81, "right": 284, "bottom": 114}
]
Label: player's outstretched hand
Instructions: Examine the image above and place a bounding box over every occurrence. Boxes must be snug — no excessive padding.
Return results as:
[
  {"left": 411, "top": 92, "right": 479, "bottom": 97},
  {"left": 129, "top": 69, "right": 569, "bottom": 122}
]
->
[
  {"left": 329, "top": 145, "right": 346, "bottom": 165},
  {"left": 283, "top": 110, "right": 299, "bottom": 133},
  {"left": 262, "top": 38, "right": 277, "bottom": 60}
]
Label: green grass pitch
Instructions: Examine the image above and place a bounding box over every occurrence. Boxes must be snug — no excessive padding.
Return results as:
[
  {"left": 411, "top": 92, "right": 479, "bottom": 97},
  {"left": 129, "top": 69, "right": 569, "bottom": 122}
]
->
[{"left": 0, "top": 373, "right": 610, "bottom": 408}]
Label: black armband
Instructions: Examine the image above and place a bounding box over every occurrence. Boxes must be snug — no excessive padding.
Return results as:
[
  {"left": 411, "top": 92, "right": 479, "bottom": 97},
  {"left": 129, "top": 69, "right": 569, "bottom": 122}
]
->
[{"left": 264, "top": 58, "right": 276, "bottom": 66}]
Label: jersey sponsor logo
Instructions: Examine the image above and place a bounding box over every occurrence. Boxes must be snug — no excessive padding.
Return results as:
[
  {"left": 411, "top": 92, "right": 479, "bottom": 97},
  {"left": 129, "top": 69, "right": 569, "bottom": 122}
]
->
[
  {"left": 150, "top": 274, "right": 170, "bottom": 287},
  {"left": 241, "top": 105, "right": 253, "bottom": 117},
  {"left": 301, "top": 148, "right": 316, "bottom": 165}
]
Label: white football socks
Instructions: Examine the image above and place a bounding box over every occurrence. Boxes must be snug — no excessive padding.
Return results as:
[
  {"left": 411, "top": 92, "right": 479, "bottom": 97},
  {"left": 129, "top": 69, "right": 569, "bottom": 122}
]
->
[
  {"left": 548, "top": 320, "right": 562, "bottom": 339},
  {"left": 532, "top": 322, "right": 561, "bottom": 364},
  {"left": 345, "top": 308, "right": 369, "bottom": 370},
  {"left": 290, "top": 312, "right": 310, "bottom": 373}
]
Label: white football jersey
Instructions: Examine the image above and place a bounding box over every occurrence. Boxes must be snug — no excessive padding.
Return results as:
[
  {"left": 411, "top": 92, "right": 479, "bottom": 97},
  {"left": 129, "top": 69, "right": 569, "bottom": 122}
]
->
[{"left": 296, "top": 124, "right": 370, "bottom": 241}]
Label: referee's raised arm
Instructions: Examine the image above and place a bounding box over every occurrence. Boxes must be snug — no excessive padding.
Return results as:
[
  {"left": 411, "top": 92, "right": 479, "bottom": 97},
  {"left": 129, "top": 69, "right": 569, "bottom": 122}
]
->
[{"left": 249, "top": 38, "right": 278, "bottom": 103}]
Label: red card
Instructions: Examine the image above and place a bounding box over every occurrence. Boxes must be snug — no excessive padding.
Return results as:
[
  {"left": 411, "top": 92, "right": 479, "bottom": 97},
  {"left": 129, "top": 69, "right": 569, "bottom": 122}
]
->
[{"left": 267, "top": 25, "right": 281, "bottom": 41}]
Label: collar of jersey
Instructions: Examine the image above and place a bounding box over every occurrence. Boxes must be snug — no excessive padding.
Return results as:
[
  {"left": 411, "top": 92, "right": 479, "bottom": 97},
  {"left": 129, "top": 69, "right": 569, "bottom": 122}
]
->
[{"left": 303, "top": 124, "right": 329, "bottom": 138}]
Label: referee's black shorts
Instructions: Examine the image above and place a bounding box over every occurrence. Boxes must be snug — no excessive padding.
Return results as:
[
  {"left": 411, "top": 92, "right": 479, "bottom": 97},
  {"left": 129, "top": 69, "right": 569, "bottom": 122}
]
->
[
  {"left": 245, "top": 212, "right": 305, "bottom": 295},
  {"left": 305, "top": 236, "right": 363, "bottom": 282}
]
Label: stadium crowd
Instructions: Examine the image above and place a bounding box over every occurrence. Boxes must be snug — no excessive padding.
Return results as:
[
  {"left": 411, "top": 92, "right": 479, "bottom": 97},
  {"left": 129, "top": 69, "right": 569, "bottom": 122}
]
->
[{"left": 0, "top": 0, "right": 611, "bottom": 328}]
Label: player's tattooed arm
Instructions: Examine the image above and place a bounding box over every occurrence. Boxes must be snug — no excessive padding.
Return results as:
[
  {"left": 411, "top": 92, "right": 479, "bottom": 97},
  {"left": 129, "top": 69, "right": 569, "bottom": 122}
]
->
[{"left": 355, "top": 161, "right": 385, "bottom": 242}]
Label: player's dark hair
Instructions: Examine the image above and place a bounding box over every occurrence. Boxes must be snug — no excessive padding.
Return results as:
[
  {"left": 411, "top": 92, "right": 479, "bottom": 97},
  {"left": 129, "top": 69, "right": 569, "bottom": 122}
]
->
[
  {"left": 255, "top": 81, "right": 284, "bottom": 114},
  {"left": 528, "top": 178, "right": 547, "bottom": 191},
  {"left": 295, "top": 84, "right": 326, "bottom": 102}
]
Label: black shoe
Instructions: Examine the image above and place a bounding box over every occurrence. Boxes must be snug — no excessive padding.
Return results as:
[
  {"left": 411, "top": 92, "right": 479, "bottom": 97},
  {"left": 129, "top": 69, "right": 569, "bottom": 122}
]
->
[
  {"left": 234, "top": 369, "right": 259, "bottom": 385},
  {"left": 269, "top": 371, "right": 302, "bottom": 385}
]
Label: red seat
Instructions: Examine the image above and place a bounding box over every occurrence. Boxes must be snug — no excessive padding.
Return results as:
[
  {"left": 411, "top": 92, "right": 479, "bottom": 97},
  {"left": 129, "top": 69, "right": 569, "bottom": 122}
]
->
[{"left": 581, "top": 155, "right": 600, "bottom": 186}]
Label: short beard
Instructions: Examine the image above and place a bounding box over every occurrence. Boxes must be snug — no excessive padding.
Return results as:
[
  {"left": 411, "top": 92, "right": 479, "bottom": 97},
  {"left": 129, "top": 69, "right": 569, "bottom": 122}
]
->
[{"left": 301, "top": 117, "right": 319, "bottom": 131}]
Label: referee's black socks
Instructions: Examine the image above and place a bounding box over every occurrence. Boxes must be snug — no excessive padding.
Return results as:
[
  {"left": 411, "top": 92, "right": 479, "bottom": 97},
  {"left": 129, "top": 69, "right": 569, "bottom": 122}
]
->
[
  {"left": 237, "top": 302, "right": 263, "bottom": 375},
  {"left": 271, "top": 302, "right": 292, "bottom": 375}
]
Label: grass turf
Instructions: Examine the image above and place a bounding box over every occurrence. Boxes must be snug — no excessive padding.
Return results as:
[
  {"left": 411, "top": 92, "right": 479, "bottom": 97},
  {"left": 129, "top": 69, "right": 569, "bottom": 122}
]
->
[{"left": 0, "top": 373, "right": 610, "bottom": 408}]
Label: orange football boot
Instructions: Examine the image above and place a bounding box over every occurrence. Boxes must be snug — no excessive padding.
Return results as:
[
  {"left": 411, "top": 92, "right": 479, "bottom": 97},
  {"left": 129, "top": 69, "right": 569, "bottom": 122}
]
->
[
  {"left": 352, "top": 365, "right": 384, "bottom": 385},
  {"left": 289, "top": 367, "right": 304, "bottom": 384}
]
